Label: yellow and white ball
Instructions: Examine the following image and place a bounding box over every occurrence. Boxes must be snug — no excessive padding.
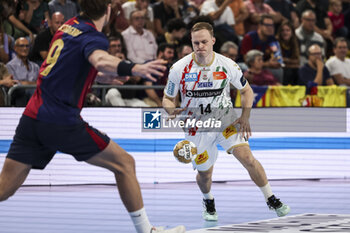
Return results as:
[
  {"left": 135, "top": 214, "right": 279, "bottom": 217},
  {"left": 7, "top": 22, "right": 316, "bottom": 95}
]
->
[{"left": 173, "top": 140, "right": 197, "bottom": 164}]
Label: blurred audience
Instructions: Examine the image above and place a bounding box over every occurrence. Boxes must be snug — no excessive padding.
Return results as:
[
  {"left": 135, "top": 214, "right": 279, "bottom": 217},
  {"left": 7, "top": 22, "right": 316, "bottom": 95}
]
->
[
  {"left": 325, "top": 37, "right": 350, "bottom": 86},
  {"left": 244, "top": 0, "right": 278, "bottom": 33},
  {"left": 220, "top": 41, "right": 248, "bottom": 72},
  {"left": 21, "top": 0, "right": 50, "bottom": 34},
  {"left": 265, "top": 0, "right": 299, "bottom": 29},
  {"left": 328, "top": 0, "right": 348, "bottom": 38},
  {"left": 48, "top": 0, "right": 78, "bottom": 21},
  {"left": 229, "top": 0, "right": 249, "bottom": 38},
  {"left": 176, "top": 44, "right": 193, "bottom": 59},
  {"left": 153, "top": 0, "right": 182, "bottom": 37},
  {"left": 156, "top": 18, "right": 187, "bottom": 47},
  {"left": 29, "top": 11, "right": 65, "bottom": 66},
  {"left": 277, "top": 20, "right": 300, "bottom": 85},
  {"left": 6, "top": 37, "right": 39, "bottom": 106},
  {"left": 298, "top": 43, "right": 334, "bottom": 86},
  {"left": 122, "top": 10, "right": 157, "bottom": 63},
  {"left": 122, "top": 0, "right": 154, "bottom": 33},
  {"left": 244, "top": 49, "right": 281, "bottom": 86}
]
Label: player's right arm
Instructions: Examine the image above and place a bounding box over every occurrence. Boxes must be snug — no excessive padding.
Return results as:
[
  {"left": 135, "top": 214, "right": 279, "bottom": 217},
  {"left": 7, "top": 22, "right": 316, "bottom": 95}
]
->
[{"left": 88, "top": 50, "right": 166, "bottom": 81}]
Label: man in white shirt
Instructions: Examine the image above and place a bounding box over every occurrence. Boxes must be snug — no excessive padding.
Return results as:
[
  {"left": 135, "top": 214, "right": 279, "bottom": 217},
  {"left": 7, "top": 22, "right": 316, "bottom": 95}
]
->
[
  {"left": 200, "top": 0, "right": 235, "bottom": 27},
  {"left": 122, "top": 0, "right": 154, "bottom": 33},
  {"left": 122, "top": 10, "right": 157, "bottom": 63},
  {"left": 325, "top": 37, "right": 350, "bottom": 86}
]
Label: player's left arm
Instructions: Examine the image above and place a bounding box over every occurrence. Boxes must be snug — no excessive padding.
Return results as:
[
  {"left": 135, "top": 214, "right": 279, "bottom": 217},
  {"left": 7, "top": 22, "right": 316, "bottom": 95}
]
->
[
  {"left": 88, "top": 50, "right": 166, "bottom": 81},
  {"left": 233, "top": 83, "right": 254, "bottom": 140}
]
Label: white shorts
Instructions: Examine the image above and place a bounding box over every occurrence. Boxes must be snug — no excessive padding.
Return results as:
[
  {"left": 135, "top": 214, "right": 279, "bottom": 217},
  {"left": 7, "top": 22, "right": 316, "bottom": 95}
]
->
[{"left": 185, "top": 124, "right": 249, "bottom": 171}]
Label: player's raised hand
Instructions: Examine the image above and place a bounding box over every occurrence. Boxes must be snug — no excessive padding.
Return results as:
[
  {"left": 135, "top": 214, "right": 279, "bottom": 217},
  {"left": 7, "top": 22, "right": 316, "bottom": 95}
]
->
[
  {"left": 232, "top": 116, "right": 252, "bottom": 140},
  {"left": 132, "top": 59, "right": 167, "bottom": 82}
]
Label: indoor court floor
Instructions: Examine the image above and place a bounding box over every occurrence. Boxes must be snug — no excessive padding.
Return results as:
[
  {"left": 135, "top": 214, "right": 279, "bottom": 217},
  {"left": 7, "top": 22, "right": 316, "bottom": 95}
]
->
[{"left": 0, "top": 179, "right": 349, "bottom": 233}]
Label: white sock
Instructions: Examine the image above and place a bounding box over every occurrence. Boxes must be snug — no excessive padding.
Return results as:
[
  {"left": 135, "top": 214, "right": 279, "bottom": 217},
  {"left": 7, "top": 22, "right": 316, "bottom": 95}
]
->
[
  {"left": 203, "top": 192, "right": 214, "bottom": 200},
  {"left": 129, "top": 207, "right": 153, "bottom": 233},
  {"left": 259, "top": 183, "right": 274, "bottom": 201}
]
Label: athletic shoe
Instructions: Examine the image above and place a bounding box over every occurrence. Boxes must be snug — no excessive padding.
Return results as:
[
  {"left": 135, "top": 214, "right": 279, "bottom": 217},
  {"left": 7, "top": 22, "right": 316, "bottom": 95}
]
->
[
  {"left": 267, "top": 195, "right": 291, "bottom": 217},
  {"left": 202, "top": 198, "right": 218, "bottom": 221},
  {"left": 151, "top": 225, "right": 186, "bottom": 233}
]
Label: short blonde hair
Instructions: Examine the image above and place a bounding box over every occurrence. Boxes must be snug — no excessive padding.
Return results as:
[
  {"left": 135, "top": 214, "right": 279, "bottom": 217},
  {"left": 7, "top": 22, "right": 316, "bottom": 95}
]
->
[{"left": 191, "top": 22, "right": 213, "bottom": 37}]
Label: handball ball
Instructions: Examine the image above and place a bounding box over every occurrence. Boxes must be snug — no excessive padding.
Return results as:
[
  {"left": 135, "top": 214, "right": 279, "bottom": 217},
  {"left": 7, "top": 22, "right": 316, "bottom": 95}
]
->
[{"left": 173, "top": 140, "right": 197, "bottom": 164}]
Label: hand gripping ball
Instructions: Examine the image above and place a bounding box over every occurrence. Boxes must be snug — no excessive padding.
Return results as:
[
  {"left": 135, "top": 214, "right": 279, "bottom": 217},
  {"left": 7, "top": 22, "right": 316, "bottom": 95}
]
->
[{"left": 173, "top": 140, "right": 197, "bottom": 163}]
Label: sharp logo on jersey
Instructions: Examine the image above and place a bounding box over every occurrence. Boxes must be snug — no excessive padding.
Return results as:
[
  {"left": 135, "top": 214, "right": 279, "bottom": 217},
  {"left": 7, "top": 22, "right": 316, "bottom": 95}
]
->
[
  {"left": 194, "top": 150, "right": 209, "bottom": 165},
  {"left": 184, "top": 73, "right": 198, "bottom": 82},
  {"left": 197, "top": 82, "right": 213, "bottom": 88},
  {"left": 213, "top": 71, "right": 226, "bottom": 80},
  {"left": 240, "top": 75, "right": 247, "bottom": 86},
  {"left": 166, "top": 81, "right": 175, "bottom": 96},
  {"left": 186, "top": 88, "right": 223, "bottom": 98}
]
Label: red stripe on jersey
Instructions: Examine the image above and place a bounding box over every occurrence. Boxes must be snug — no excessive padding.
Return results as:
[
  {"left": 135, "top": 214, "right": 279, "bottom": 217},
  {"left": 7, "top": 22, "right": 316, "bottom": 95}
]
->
[
  {"left": 85, "top": 124, "right": 108, "bottom": 150},
  {"left": 23, "top": 78, "right": 43, "bottom": 119},
  {"left": 77, "top": 67, "right": 97, "bottom": 109},
  {"left": 180, "top": 59, "right": 194, "bottom": 95}
]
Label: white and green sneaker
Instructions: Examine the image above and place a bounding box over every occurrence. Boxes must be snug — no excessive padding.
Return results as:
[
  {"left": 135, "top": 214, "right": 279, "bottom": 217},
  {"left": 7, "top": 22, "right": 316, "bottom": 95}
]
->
[
  {"left": 267, "top": 195, "right": 291, "bottom": 217},
  {"left": 203, "top": 199, "right": 218, "bottom": 221}
]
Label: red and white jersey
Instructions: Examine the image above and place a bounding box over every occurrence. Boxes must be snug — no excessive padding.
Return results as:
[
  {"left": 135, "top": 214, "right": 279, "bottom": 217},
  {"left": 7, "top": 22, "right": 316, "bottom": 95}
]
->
[{"left": 165, "top": 52, "right": 247, "bottom": 110}]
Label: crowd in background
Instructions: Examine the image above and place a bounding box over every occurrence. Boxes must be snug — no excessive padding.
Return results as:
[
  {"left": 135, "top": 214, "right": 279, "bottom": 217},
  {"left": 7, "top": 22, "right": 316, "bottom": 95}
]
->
[{"left": 0, "top": 0, "right": 350, "bottom": 107}]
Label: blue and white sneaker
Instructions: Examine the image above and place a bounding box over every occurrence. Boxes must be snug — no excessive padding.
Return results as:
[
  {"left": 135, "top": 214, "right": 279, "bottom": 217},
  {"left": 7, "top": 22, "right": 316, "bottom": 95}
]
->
[{"left": 267, "top": 195, "right": 291, "bottom": 217}]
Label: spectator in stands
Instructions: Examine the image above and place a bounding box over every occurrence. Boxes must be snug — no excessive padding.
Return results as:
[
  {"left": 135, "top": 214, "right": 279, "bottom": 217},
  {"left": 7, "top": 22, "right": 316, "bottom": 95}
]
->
[
  {"left": 122, "top": 10, "right": 157, "bottom": 63},
  {"left": 21, "top": 0, "right": 50, "bottom": 34},
  {"left": 105, "top": 0, "right": 129, "bottom": 36},
  {"left": 156, "top": 18, "right": 187, "bottom": 48},
  {"left": 153, "top": 0, "right": 182, "bottom": 37},
  {"left": 244, "top": 49, "right": 280, "bottom": 86},
  {"left": 107, "top": 35, "right": 127, "bottom": 60},
  {"left": 240, "top": 14, "right": 284, "bottom": 82},
  {"left": 48, "top": 0, "right": 78, "bottom": 21},
  {"left": 177, "top": 44, "right": 193, "bottom": 59},
  {"left": 265, "top": 0, "right": 299, "bottom": 29},
  {"left": 0, "top": 0, "right": 33, "bottom": 42},
  {"left": 328, "top": 0, "right": 348, "bottom": 38},
  {"left": 229, "top": 0, "right": 249, "bottom": 38},
  {"left": 0, "top": 62, "right": 17, "bottom": 88},
  {"left": 295, "top": 10, "right": 326, "bottom": 65},
  {"left": 325, "top": 37, "right": 350, "bottom": 85},
  {"left": 0, "top": 21, "right": 12, "bottom": 63},
  {"left": 29, "top": 12, "right": 65, "bottom": 66},
  {"left": 296, "top": 0, "right": 333, "bottom": 42},
  {"left": 122, "top": 0, "right": 154, "bottom": 33},
  {"left": 244, "top": 0, "right": 278, "bottom": 33},
  {"left": 178, "top": 0, "right": 199, "bottom": 24},
  {"left": 200, "top": 0, "right": 239, "bottom": 45},
  {"left": 220, "top": 41, "right": 248, "bottom": 72},
  {"left": 276, "top": 20, "right": 300, "bottom": 85},
  {"left": 143, "top": 43, "right": 175, "bottom": 107},
  {"left": 6, "top": 37, "right": 39, "bottom": 106},
  {"left": 298, "top": 43, "right": 334, "bottom": 86}
]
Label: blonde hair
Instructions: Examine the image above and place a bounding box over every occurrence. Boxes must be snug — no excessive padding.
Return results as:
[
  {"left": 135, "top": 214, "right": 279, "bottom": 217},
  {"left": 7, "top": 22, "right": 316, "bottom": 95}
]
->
[{"left": 191, "top": 22, "right": 214, "bottom": 37}]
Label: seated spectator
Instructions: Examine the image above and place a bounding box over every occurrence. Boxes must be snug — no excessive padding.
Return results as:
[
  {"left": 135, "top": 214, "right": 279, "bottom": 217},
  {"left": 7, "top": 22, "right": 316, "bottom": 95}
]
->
[
  {"left": 328, "top": 0, "right": 348, "bottom": 38},
  {"left": 244, "top": 49, "right": 280, "bottom": 86},
  {"left": 298, "top": 43, "right": 334, "bottom": 86},
  {"left": 265, "top": 0, "right": 299, "bottom": 29},
  {"left": 21, "top": 0, "right": 50, "bottom": 34},
  {"left": 107, "top": 35, "right": 127, "bottom": 59},
  {"left": 29, "top": 12, "right": 65, "bottom": 66},
  {"left": 240, "top": 14, "right": 284, "bottom": 82},
  {"left": 105, "top": 0, "right": 129, "bottom": 36},
  {"left": 0, "top": 62, "right": 18, "bottom": 106},
  {"left": 296, "top": 0, "right": 333, "bottom": 42},
  {"left": 244, "top": 0, "right": 278, "bottom": 33},
  {"left": 6, "top": 37, "right": 39, "bottom": 106},
  {"left": 229, "top": 0, "right": 249, "bottom": 37},
  {"left": 176, "top": 44, "right": 193, "bottom": 59},
  {"left": 276, "top": 20, "right": 300, "bottom": 85},
  {"left": 295, "top": 10, "right": 326, "bottom": 65},
  {"left": 325, "top": 37, "right": 350, "bottom": 85},
  {"left": 0, "top": 21, "right": 12, "bottom": 63},
  {"left": 1, "top": 0, "right": 33, "bottom": 42},
  {"left": 122, "top": 0, "right": 154, "bottom": 33},
  {"left": 156, "top": 18, "right": 187, "bottom": 47},
  {"left": 143, "top": 43, "right": 175, "bottom": 107},
  {"left": 153, "top": 0, "right": 182, "bottom": 37},
  {"left": 200, "top": 0, "right": 239, "bottom": 45},
  {"left": 220, "top": 41, "right": 248, "bottom": 72},
  {"left": 48, "top": 0, "right": 78, "bottom": 21},
  {"left": 122, "top": 10, "right": 157, "bottom": 63}
]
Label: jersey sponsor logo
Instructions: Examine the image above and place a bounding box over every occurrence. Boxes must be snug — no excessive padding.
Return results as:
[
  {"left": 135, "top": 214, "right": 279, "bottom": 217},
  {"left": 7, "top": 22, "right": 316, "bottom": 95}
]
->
[
  {"left": 186, "top": 88, "right": 224, "bottom": 98},
  {"left": 213, "top": 71, "right": 227, "bottom": 80},
  {"left": 240, "top": 75, "right": 247, "bottom": 86},
  {"left": 184, "top": 73, "right": 198, "bottom": 82},
  {"left": 194, "top": 150, "right": 209, "bottom": 165},
  {"left": 197, "top": 82, "right": 213, "bottom": 88},
  {"left": 166, "top": 81, "right": 175, "bottom": 96},
  {"left": 222, "top": 124, "right": 237, "bottom": 139}
]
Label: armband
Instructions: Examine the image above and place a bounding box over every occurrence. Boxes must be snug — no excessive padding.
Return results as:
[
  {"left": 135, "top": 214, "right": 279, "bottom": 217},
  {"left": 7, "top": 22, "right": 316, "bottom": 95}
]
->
[{"left": 117, "top": 60, "right": 135, "bottom": 76}]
